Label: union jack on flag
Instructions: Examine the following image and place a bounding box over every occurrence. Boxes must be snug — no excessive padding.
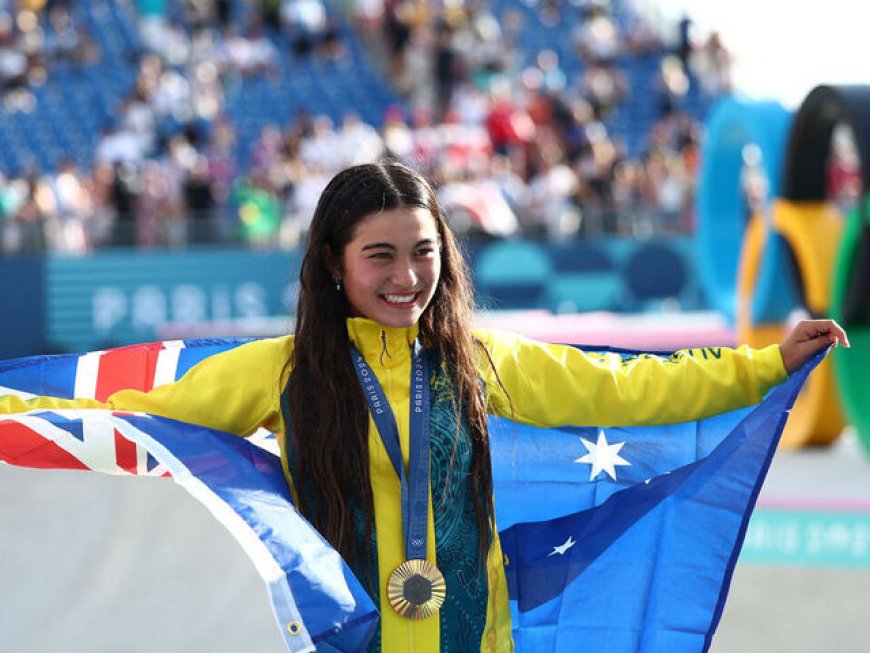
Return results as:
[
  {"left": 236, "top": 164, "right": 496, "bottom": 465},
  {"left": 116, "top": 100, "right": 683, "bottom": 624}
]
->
[
  {"left": 1, "top": 408, "right": 170, "bottom": 476},
  {"left": 0, "top": 339, "right": 277, "bottom": 477}
]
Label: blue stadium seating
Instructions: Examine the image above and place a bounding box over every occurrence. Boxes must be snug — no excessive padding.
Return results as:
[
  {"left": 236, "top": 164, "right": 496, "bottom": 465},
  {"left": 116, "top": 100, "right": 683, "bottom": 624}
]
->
[{"left": 0, "top": 0, "right": 709, "bottom": 175}]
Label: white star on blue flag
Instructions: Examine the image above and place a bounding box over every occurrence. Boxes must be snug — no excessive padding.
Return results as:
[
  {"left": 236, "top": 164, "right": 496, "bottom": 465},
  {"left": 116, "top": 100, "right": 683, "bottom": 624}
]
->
[
  {"left": 547, "top": 535, "right": 577, "bottom": 557},
  {"left": 575, "top": 428, "right": 630, "bottom": 481}
]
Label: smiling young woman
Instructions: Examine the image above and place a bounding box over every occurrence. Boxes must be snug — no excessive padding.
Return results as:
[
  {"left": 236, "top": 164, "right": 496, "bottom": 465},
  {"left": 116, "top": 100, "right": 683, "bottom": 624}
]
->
[
  {"left": 329, "top": 206, "right": 442, "bottom": 328},
  {"left": 0, "top": 161, "right": 848, "bottom": 653}
]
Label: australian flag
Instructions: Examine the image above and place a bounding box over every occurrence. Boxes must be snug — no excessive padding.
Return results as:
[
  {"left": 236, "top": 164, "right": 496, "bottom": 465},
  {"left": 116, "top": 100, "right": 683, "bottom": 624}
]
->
[{"left": 0, "top": 339, "right": 824, "bottom": 652}]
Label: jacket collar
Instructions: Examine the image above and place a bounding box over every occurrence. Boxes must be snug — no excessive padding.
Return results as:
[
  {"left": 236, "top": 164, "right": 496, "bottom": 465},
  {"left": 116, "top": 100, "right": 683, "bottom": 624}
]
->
[{"left": 346, "top": 317, "right": 419, "bottom": 368}]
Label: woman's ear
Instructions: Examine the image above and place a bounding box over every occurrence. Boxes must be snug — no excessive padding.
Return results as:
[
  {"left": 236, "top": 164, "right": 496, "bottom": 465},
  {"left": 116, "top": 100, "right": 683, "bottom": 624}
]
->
[{"left": 323, "top": 244, "right": 341, "bottom": 281}]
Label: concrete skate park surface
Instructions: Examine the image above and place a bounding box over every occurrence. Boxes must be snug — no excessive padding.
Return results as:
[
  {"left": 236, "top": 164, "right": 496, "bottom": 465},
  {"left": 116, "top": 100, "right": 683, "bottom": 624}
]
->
[{"left": 2, "top": 311, "right": 867, "bottom": 652}]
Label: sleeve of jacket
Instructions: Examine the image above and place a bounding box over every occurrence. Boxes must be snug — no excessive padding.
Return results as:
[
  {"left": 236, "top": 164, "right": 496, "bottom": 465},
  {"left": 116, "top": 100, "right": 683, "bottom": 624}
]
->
[
  {"left": 0, "top": 337, "right": 294, "bottom": 437},
  {"left": 473, "top": 328, "right": 788, "bottom": 428}
]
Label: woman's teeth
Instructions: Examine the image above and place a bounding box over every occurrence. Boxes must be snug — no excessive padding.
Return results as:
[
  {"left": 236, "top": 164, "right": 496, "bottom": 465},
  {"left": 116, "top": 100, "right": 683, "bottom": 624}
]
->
[{"left": 383, "top": 293, "right": 416, "bottom": 304}]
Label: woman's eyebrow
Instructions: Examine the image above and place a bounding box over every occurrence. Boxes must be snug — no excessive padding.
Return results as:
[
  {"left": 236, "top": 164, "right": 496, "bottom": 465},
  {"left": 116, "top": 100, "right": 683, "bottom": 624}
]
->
[
  {"left": 361, "top": 242, "right": 397, "bottom": 251},
  {"left": 361, "top": 238, "right": 436, "bottom": 251}
]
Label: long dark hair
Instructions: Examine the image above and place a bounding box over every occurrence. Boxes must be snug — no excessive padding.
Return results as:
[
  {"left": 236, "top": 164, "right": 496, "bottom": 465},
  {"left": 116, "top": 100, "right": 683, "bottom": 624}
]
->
[{"left": 285, "top": 162, "right": 495, "bottom": 566}]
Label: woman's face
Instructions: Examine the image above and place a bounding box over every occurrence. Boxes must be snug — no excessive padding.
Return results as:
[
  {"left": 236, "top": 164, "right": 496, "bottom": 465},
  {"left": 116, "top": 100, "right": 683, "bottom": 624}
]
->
[{"left": 338, "top": 206, "right": 442, "bottom": 328}]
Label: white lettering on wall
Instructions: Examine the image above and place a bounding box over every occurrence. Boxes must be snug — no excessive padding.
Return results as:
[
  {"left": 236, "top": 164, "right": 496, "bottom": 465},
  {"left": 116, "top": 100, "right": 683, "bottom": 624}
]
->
[
  {"left": 234, "top": 282, "right": 268, "bottom": 318},
  {"left": 172, "top": 284, "right": 208, "bottom": 324},
  {"left": 131, "top": 285, "right": 167, "bottom": 331},
  {"left": 92, "top": 287, "right": 127, "bottom": 333},
  {"left": 92, "top": 282, "right": 271, "bottom": 334}
]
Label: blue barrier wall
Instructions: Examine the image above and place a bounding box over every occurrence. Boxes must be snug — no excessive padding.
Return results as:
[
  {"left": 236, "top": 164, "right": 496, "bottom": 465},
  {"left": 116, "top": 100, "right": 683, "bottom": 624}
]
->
[
  {"left": 0, "top": 256, "right": 45, "bottom": 358},
  {"left": 468, "top": 237, "right": 703, "bottom": 314},
  {"left": 44, "top": 249, "right": 302, "bottom": 353},
  {"left": 1, "top": 237, "right": 705, "bottom": 356}
]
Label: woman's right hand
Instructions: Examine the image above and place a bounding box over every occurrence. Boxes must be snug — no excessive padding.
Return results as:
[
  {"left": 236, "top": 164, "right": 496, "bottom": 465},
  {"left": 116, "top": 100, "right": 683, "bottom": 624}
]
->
[{"left": 779, "top": 319, "right": 850, "bottom": 374}]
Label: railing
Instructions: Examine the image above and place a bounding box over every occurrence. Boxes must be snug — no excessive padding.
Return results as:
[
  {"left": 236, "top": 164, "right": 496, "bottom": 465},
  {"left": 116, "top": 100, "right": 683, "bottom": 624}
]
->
[{"left": 0, "top": 205, "right": 695, "bottom": 257}]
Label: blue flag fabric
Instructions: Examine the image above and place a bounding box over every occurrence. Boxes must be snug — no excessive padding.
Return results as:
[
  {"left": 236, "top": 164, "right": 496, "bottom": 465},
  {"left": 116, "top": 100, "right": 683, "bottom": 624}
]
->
[
  {"left": 491, "top": 348, "right": 825, "bottom": 652},
  {"left": 0, "top": 340, "right": 825, "bottom": 652}
]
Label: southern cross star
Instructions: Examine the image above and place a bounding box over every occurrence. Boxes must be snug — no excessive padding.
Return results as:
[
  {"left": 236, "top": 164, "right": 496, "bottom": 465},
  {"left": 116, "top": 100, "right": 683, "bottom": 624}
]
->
[
  {"left": 575, "top": 428, "right": 630, "bottom": 481},
  {"left": 548, "top": 535, "right": 577, "bottom": 556}
]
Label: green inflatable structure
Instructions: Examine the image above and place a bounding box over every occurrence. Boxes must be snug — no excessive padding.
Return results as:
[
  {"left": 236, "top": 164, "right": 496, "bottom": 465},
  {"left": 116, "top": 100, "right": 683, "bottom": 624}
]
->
[{"left": 832, "top": 195, "right": 870, "bottom": 453}]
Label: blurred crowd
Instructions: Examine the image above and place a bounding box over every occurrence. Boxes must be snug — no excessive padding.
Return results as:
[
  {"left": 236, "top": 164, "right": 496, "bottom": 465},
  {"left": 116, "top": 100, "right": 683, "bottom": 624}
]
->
[
  {"left": 0, "top": 1, "right": 99, "bottom": 113},
  {"left": 0, "top": 0, "right": 736, "bottom": 255}
]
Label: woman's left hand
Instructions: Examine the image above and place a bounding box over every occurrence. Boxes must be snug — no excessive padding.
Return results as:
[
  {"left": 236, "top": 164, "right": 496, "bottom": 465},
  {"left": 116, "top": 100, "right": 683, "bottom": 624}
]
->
[{"left": 779, "top": 319, "right": 850, "bottom": 374}]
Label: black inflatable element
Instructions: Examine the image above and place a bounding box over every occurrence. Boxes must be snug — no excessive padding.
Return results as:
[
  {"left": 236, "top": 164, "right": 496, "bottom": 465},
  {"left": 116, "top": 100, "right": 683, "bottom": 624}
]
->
[{"left": 782, "top": 84, "right": 870, "bottom": 201}]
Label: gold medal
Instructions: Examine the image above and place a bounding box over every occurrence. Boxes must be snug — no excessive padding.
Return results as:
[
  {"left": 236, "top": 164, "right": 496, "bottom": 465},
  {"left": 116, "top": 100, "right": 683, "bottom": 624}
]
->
[{"left": 386, "top": 559, "right": 446, "bottom": 620}]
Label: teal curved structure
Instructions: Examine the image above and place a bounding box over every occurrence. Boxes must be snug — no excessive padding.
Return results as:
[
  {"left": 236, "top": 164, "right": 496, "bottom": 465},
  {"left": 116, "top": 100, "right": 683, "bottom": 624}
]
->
[{"left": 696, "top": 97, "right": 792, "bottom": 322}]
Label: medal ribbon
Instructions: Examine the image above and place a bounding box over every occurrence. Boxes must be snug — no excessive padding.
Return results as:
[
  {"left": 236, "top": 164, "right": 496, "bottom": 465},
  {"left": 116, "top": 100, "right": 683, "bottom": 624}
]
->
[{"left": 350, "top": 339, "right": 430, "bottom": 562}]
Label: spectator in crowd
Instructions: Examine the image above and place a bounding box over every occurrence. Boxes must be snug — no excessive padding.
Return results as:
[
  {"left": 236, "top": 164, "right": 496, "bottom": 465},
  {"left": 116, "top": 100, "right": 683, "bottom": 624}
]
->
[
  {"left": 43, "top": 4, "right": 98, "bottom": 64},
  {"left": 690, "top": 31, "right": 733, "bottom": 98},
  {"left": 0, "top": 172, "right": 24, "bottom": 254},
  {"left": 108, "top": 161, "right": 138, "bottom": 248},
  {"left": 0, "top": 9, "right": 39, "bottom": 111},
  {"left": 336, "top": 111, "right": 385, "bottom": 167},
  {"left": 573, "top": 3, "right": 621, "bottom": 64},
  {"left": 676, "top": 12, "right": 693, "bottom": 70},
  {"left": 484, "top": 78, "right": 534, "bottom": 158},
  {"left": 95, "top": 123, "right": 147, "bottom": 167},
  {"left": 205, "top": 118, "right": 241, "bottom": 241},
  {"left": 580, "top": 61, "right": 627, "bottom": 120},
  {"left": 185, "top": 154, "right": 217, "bottom": 245},
  {"left": 433, "top": 20, "right": 462, "bottom": 120},
  {"left": 299, "top": 115, "right": 343, "bottom": 172},
  {"left": 231, "top": 167, "right": 282, "bottom": 248},
  {"left": 43, "top": 158, "right": 92, "bottom": 253},
  {"left": 381, "top": 104, "right": 414, "bottom": 161},
  {"left": 281, "top": 0, "right": 343, "bottom": 59},
  {"left": 656, "top": 54, "right": 690, "bottom": 117},
  {"left": 136, "top": 159, "right": 171, "bottom": 249}
]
